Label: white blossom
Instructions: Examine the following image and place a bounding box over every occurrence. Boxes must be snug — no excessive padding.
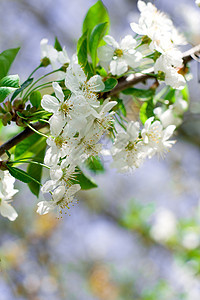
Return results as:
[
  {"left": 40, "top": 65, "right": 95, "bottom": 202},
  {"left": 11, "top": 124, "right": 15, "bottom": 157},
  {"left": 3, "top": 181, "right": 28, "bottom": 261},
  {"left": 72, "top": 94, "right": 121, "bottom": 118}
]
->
[
  {"left": 111, "top": 121, "right": 147, "bottom": 172},
  {"left": 130, "top": 1, "right": 186, "bottom": 51},
  {"left": 141, "top": 117, "right": 176, "bottom": 158},
  {"left": 65, "top": 62, "right": 105, "bottom": 107},
  {"left": 37, "top": 184, "right": 81, "bottom": 216},
  {"left": 154, "top": 55, "right": 186, "bottom": 90},
  {"left": 150, "top": 208, "right": 177, "bottom": 243},
  {"left": 40, "top": 39, "right": 70, "bottom": 79},
  {"left": 154, "top": 97, "right": 188, "bottom": 128},
  {"left": 98, "top": 35, "right": 143, "bottom": 76},
  {"left": 0, "top": 170, "right": 18, "bottom": 221}
]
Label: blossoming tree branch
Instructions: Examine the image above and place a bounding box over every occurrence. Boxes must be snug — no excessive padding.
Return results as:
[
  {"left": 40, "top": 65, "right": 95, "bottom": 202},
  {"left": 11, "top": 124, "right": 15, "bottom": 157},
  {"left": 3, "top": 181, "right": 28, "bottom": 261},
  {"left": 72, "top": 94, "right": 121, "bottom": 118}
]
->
[{"left": 0, "top": 0, "right": 199, "bottom": 221}]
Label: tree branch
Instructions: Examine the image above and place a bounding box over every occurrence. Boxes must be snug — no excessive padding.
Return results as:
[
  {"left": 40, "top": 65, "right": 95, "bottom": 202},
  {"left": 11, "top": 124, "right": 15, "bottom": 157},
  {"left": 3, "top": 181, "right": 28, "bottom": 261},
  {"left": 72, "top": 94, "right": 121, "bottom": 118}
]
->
[
  {"left": 0, "top": 44, "right": 200, "bottom": 158},
  {"left": 0, "top": 122, "right": 47, "bottom": 157}
]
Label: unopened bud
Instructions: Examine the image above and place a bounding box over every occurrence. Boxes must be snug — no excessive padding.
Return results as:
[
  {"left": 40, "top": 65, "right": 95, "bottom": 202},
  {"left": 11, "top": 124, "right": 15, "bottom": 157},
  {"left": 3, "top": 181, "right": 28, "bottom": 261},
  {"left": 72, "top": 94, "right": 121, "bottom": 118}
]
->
[
  {"left": 2, "top": 112, "right": 12, "bottom": 126},
  {"left": 16, "top": 116, "right": 26, "bottom": 127},
  {"left": 0, "top": 161, "right": 8, "bottom": 171},
  {"left": 157, "top": 71, "right": 165, "bottom": 81},
  {"left": 141, "top": 35, "right": 152, "bottom": 45},
  {"left": 40, "top": 57, "right": 51, "bottom": 67},
  {"left": 13, "top": 99, "right": 25, "bottom": 111}
]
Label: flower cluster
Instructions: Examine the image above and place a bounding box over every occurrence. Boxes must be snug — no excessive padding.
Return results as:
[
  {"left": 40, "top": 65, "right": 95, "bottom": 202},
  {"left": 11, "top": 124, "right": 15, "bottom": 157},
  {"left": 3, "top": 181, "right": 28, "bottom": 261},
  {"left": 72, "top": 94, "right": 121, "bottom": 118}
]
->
[
  {"left": 36, "top": 0, "right": 188, "bottom": 216},
  {"left": 111, "top": 117, "right": 176, "bottom": 172},
  {"left": 130, "top": 1, "right": 186, "bottom": 90},
  {"left": 37, "top": 61, "right": 117, "bottom": 216},
  {"left": 0, "top": 0, "right": 190, "bottom": 220},
  {"left": 0, "top": 169, "right": 18, "bottom": 221}
]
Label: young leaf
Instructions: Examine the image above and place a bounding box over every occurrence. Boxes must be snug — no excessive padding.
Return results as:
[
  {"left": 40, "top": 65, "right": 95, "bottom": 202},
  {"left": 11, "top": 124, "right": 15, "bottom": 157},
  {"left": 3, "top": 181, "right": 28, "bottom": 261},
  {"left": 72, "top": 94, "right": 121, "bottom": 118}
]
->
[
  {"left": 0, "top": 74, "right": 20, "bottom": 88},
  {"left": 72, "top": 167, "right": 98, "bottom": 190},
  {"left": 140, "top": 99, "right": 154, "bottom": 124},
  {"left": 181, "top": 85, "right": 189, "bottom": 103},
  {"left": 15, "top": 134, "right": 45, "bottom": 160},
  {"left": 85, "top": 156, "right": 105, "bottom": 174},
  {"left": 30, "top": 91, "right": 42, "bottom": 108},
  {"left": 117, "top": 99, "right": 127, "bottom": 117},
  {"left": 0, "top": 75, "right": 20, "bottom": 102},
  {"left": 11, "top": 78, "right": 33, "bottom": 101},
  {"left": 122, "top": 87, "right": 155, "bottom": 101},
  {"left": 7, "top": 165, "right": 41, "bottom": 184},
  {"left": 77, "top": 31, "right": 88, "bottom": 67},
  {"left": 77, "top": 32, "right": 94, "bottom": 77},
  {"left": 27, "top": 143, "right": 46, "bottom": 197},
  {"left": 82, "top": 0, "right": 109, "bottom": 35},
  {"left": 163, "top": 87, "right": 176, "bottom": 103},
  {"left": 89, "top": 22, "right": 108, "bottom": 67},
  {"left": 54, "top": 37, "right": 62, "bottom": 51},
  {"left": 102, "top": 78, "right": 118, "bottom": 92},
  {"left": 0, "top": 47, "right": 20, "bottom": 80}
]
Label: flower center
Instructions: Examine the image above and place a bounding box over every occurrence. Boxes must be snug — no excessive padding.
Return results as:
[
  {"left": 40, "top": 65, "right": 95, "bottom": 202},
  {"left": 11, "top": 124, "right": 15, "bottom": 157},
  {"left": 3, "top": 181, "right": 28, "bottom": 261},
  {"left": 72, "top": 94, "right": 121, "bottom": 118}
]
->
[
  {"left": 55, "top": 136, "right": 64, "bottom": 148},
  {"left": 114, "top": 49, "right": 123, "bottom": 57},
  {"left": 60, "top": 102, "right": 69, "bottom": 114}
]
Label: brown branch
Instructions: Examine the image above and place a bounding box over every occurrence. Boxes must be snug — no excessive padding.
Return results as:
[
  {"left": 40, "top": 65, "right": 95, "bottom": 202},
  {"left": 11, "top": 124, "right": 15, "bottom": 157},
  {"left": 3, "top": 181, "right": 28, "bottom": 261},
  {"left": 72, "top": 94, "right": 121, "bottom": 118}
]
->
[
  {"left": 0, "top": 44, "right": 200, "bottom": 158},
  {"left": 0, "top": 122, "right": 47, "bottom": 157}
]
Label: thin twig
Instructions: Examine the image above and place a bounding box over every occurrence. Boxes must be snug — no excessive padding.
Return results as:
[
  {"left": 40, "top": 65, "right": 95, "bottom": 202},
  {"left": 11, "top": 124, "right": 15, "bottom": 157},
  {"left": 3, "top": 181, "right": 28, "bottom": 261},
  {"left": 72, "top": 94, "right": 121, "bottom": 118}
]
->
[{"left": 0, "top": 122, "right": 47, "bottom": 157}]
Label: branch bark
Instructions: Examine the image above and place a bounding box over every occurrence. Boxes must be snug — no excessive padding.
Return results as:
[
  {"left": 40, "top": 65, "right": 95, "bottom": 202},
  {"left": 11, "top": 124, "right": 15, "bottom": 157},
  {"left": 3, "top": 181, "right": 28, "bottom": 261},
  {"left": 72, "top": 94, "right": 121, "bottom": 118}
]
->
[
  {"left": 0, "top": 122, "right": 47, "bottom": 157},
  {"left": 0, "top": 44, "right": 200, "bottom": 158}
]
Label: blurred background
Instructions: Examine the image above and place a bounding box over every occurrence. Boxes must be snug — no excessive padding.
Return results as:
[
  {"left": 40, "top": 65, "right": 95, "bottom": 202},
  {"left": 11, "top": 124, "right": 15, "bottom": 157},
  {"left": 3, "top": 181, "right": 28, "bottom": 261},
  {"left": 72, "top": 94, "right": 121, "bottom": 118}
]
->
[{"left": 1, "top": 0, "right": 200, "bottom": 299}]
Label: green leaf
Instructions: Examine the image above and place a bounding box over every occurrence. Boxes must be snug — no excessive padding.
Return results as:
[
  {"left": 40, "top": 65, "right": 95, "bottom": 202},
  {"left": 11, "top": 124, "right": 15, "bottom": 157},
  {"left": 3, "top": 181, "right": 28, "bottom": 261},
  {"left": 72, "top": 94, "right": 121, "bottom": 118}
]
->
[
  {"left": 72, "top": 167, "right": 98, "bottom": 190},
  {"left": 85, "top": 156, "right": 105, "bottom": 174},
  {"left": 77, "top": 31, "right": 88, "bottom": 68},
  {"left": 27, "top": 143, "right": 46, "bottom": 197},
  {"left": 0, "top": 47, "right": 20, "bottom": 80},
  {"left": 181, "top": 85, "right": 189, "bottom": 103},
  {"left": 7, "top": 165, "right": 41, "bottom": 184},
  {"left": 0, "top": 74, "right": 20, "bottom": 102},
  {"left": 30, "top": 91, "right": 42, "bottom": 108},
  {"left": 0, "top": 74, "right": 20, "bottom": 88},
  {"left": 117, "top": 99, "right": 126, "bottom": 117},
  {"left": 54, "top": 37, "right": 62, "bottom": 51},
  {"left": 140, "top": 99, "right": 154, "bottom": 124},
  {"left": 77, "top": 32, "right": 94, "bottom": 77},
  {"left": 89, "top": 22, "right": 108, "bottom": 68},
  {"left": 82, "top": 1, "right": 109, "bottom": 35},
  {"left": 164, "top": 87, "right": 176, "bottom": 103},
  {"left": 15, "top": 134, "right": 45, "bottom": 160},
  {"left": 122, "top": 87, "right": 155, "bottom": 101},
  {"left": 11, "top": 78, "right": 33, "bottom": 101},
  {"left": 102, "top": 78, "right": 118, "bottom": 92}
]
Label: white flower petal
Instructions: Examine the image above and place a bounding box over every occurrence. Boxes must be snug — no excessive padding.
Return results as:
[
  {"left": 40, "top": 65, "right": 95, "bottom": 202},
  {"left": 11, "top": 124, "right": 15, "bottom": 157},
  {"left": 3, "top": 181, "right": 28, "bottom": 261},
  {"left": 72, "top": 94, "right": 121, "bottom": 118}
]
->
[
  {"left": 52, "top": 82, "right": 64, "bottom": 102},
  {"left": 110, "top": 59, "right": 128, "bottom": 76},
  {"left": 0, "top": 200, "right": 18, "bottom": 221},
  {"left": 87, "top": 75, "right": 105, "bottom": 92},
  {"left": 52, "top": 185, "right": 65, "bottom": 203},
  {"left": 66, "top": 184, "right": 81, "bottom": 197},
  {"left": 37, "top": 201, "right": 54, "bottom": 215},
  {"left": 97, "top": 45, "right": 114, "bottom": 62},
  {"left": 104, "top": 35, "right": 119, "bottom": 48},
  {"left": 41, "top": 95, "right": 60, "bottom": 113},
  {"left": 120, "top": 35, "right": 137, "bottom": 50}
]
